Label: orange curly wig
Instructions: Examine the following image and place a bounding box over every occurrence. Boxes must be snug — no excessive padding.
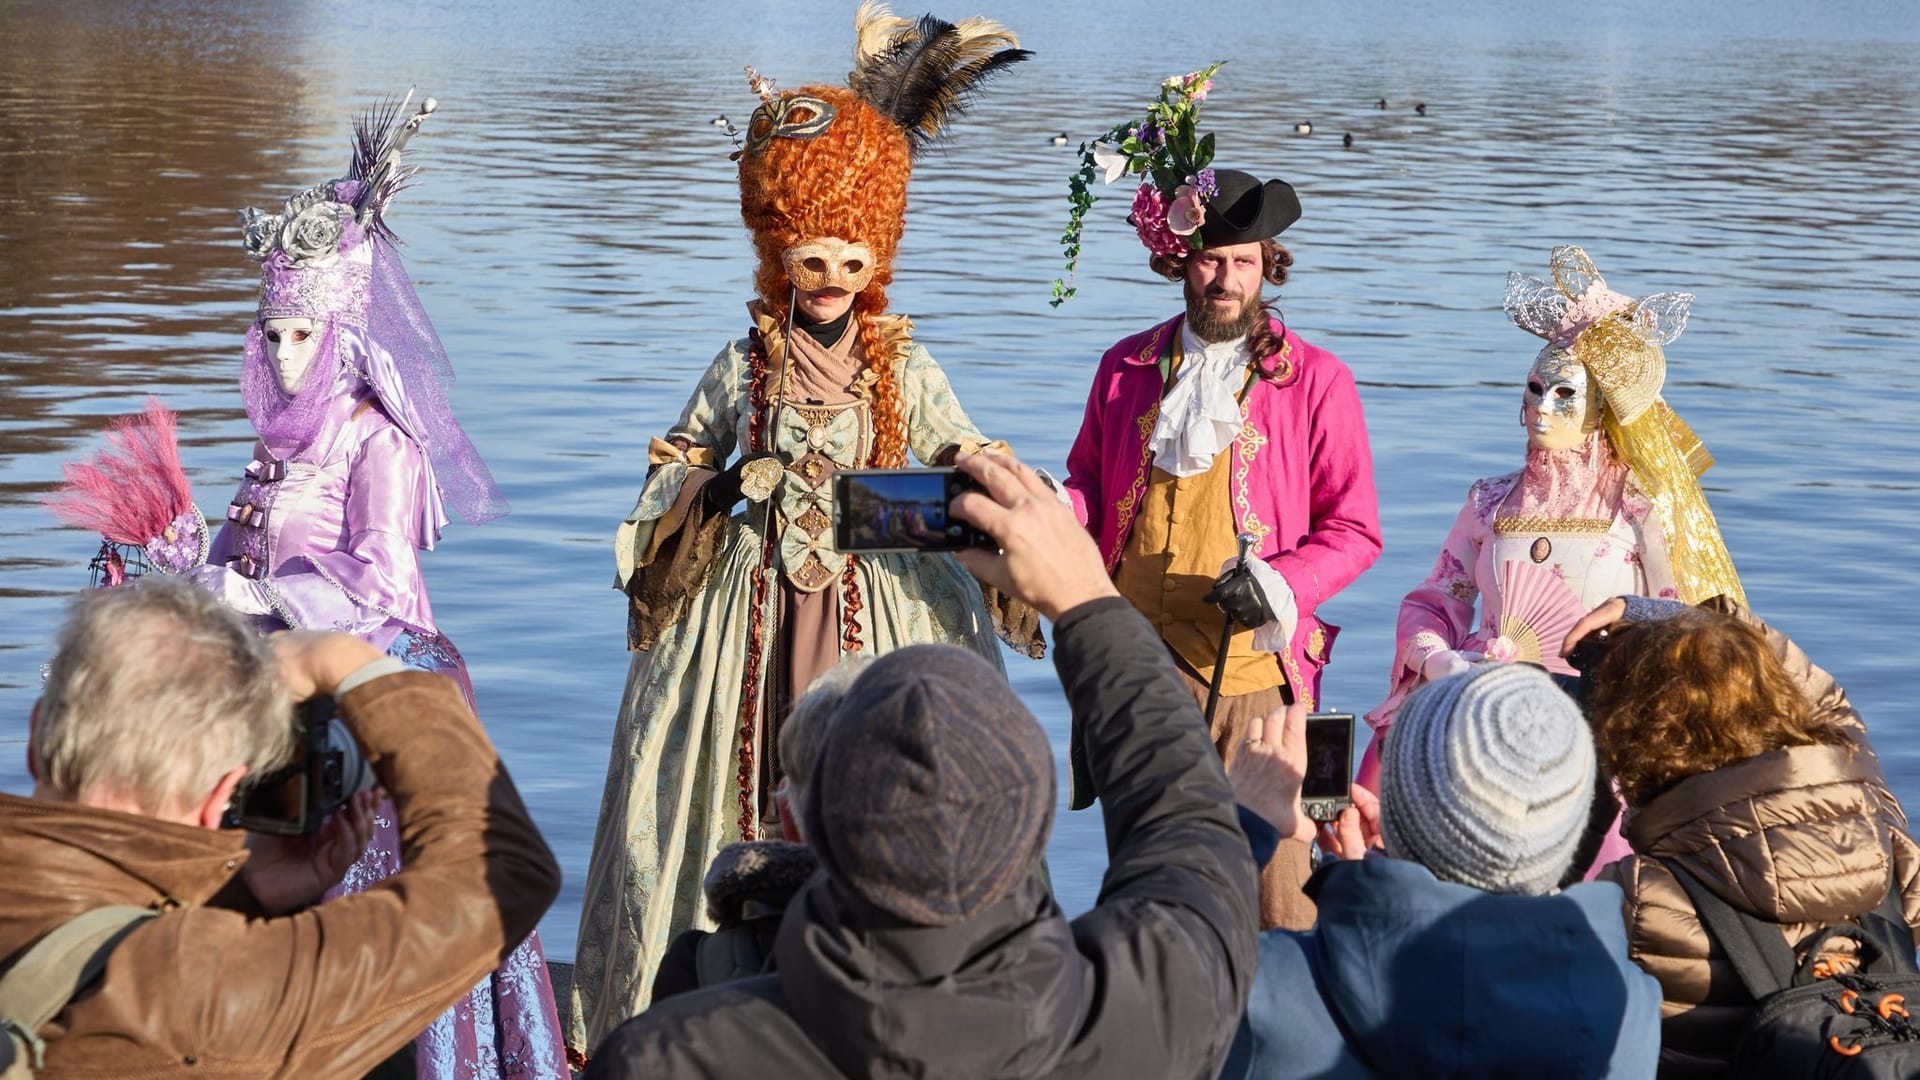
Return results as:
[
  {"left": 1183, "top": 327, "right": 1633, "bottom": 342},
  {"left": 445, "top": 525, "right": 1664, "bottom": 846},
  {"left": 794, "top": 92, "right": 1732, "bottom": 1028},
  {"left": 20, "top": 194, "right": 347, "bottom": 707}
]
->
[
  {"left": 735, "top": 7, "right": 1028, "bottom": 467},
  {"left": 739, "top": 85, "right": 911, "bottom": 319},
  {"left": 738, "top": 87, "right": 915, "bottom": 464}
]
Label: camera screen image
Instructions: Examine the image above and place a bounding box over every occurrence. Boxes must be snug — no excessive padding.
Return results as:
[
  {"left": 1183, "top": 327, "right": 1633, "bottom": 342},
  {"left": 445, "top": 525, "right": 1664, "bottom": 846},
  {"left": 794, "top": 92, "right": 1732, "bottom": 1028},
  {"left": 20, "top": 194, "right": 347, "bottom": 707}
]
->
[
  {"left": 836, "top": 471, "right": 970, "bottom": 552},
  {"left": 1302, "top": 713, "right": 1354, "bottom": 799}
]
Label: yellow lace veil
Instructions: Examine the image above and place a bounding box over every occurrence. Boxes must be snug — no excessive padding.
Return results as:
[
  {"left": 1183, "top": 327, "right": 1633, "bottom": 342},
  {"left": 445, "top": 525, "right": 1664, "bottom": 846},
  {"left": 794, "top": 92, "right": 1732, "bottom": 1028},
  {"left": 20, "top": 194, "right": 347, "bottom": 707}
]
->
[{"left": 1504, "top": 247, "right": 1746, "bottom": 607}]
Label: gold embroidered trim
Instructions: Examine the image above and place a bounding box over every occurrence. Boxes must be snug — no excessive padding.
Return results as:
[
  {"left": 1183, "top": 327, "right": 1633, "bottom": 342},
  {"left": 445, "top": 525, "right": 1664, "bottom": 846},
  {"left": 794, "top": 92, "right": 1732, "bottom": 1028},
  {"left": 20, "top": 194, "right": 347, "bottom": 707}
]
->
[
  {"left": 1281, "top": 647, "right": 1314, "bottom": 711},
  {"left": 1232, "top": 413, "right": 1271, "bottom": 546},
  {"left": 1265, "top": 337, "right": 1296, "bottom": 383},
  {"left": 1492, "top": 516, "right": 1613, "bottom": 537},
  {"left": 1109, "top": 403, "right": 1159, "bottom": 571},
  {"left": 1109, "top": 321, "right": 1178, "bottom": 572}
]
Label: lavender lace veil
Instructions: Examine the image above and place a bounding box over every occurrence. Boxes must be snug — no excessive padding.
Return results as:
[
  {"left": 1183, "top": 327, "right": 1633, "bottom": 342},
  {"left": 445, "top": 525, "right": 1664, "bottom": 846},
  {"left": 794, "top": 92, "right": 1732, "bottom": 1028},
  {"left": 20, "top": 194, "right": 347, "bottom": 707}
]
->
[{"left": 237, "top": 92, "right": 507, "bottom": 526}]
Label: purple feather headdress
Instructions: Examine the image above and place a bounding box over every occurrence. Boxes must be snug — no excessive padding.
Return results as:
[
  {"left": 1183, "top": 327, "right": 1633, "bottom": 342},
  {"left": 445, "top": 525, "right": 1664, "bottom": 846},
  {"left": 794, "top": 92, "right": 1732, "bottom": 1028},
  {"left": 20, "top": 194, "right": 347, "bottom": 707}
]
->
[{"left": 235, "top": 91, "right": 507, "bottom": 525}]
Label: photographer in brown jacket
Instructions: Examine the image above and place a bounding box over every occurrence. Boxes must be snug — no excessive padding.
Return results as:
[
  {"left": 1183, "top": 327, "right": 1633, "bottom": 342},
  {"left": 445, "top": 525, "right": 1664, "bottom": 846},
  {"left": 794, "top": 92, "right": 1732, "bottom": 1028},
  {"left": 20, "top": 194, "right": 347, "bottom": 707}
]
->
[{"left": 0, "top": 577, "right": 560, "bottom": 1077}]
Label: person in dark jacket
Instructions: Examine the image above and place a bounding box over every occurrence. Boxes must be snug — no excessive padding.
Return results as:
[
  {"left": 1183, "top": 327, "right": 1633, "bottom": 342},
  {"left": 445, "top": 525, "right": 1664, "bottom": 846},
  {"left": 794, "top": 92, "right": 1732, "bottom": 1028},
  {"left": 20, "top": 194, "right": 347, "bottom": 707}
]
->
[
  {"left": 586, "top": 450, "right": 1261, "bottom": 1078},
  {"left": 1223, "top": 663, "right": 1662, "bottom": 1079}
]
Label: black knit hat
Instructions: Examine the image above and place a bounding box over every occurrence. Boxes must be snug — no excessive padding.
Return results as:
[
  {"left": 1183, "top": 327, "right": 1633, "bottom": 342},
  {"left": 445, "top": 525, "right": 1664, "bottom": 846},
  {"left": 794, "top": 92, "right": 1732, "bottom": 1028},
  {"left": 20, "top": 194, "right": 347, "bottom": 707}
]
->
[
  {"left": 1197, "top": 168, "right": 1301, "bottom": 248},
  {"left": 803, "top": 644, "right": 1055, "bottom": 926}
]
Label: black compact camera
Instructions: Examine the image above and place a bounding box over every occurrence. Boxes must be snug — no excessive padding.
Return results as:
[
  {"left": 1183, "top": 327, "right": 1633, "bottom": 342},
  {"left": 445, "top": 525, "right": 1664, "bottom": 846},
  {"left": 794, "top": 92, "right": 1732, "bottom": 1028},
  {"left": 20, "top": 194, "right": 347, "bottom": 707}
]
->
[
  {"left": 224, "top": 695, "right": 377, "bottom": 836},
  {"left": 1562, "top": 626, "right": 1616, "bottom": 712},
  {"left": 1301, "top": 711, "right": 1356, "bottom": 824},
  {"left": 832, "top": 467, "right": 994, "bottom": 554}
]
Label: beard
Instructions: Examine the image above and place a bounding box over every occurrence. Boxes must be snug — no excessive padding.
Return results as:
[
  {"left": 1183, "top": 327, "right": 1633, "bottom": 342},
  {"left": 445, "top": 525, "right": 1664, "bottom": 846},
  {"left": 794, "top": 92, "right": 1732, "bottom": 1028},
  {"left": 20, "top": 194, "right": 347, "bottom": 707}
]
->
[{"left": 1183, "top": 278, "right": 1266, "bottom": 343}]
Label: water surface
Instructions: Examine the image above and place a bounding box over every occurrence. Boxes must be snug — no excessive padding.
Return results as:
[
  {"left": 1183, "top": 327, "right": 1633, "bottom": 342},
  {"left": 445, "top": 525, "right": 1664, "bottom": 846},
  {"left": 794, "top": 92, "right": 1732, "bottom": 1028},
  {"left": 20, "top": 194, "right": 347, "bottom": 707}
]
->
[{"left": 2, "top": 0, "right": 1916, "bottom": 955}]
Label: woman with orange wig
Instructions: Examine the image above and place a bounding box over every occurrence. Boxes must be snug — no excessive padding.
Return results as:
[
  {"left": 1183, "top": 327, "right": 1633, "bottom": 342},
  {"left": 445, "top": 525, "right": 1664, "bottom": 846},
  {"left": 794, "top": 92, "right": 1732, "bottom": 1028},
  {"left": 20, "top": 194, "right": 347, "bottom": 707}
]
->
[
  {"left": 567, "top": 4, "right": 1033, "bottom": 1058},
  {"left": 1575, "top": 596, "right": 1920, "bottom": 1075}
]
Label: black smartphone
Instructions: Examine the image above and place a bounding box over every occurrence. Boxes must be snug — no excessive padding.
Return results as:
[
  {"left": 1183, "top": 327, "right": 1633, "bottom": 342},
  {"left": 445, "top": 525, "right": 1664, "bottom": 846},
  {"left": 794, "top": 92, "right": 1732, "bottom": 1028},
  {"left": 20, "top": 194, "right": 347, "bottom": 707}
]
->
[
  {"left": 832, "top": 467, "right": 993, "bottom": 553},
  {"left": 1301, "top": 712, "right": 1355, "bottom": 823}
]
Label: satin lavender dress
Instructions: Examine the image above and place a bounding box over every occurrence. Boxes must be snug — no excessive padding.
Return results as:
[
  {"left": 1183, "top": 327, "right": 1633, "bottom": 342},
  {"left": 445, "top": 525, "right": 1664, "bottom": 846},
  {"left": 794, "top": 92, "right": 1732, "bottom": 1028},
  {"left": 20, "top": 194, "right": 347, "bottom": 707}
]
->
[{"left": 205, "top": 387, "right": 569, "bottom": 1079}]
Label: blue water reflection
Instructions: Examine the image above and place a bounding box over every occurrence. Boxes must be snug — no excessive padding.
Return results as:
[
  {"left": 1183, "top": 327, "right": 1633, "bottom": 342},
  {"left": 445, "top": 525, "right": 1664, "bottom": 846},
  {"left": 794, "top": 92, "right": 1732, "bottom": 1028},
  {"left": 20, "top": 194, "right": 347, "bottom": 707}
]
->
[{"left": 1, "top": 0, "right": 1916, "bottom": 957}]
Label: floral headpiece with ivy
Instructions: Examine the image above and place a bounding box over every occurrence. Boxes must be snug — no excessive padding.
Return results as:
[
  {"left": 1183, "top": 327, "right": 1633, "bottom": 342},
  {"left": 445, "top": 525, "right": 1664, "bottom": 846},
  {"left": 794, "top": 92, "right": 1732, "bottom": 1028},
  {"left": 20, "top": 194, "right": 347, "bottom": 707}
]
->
[{"left": 1052, "top": 62, "right": 1224, "bottom": 306}]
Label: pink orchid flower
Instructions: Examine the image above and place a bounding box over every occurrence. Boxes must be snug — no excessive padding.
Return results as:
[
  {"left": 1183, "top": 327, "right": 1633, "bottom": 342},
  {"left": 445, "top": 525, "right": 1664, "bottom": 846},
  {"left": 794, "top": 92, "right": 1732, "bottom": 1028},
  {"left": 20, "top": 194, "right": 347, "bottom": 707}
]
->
[{"left": 1166, "top": 184, "right": 1207, "bottom": 236}]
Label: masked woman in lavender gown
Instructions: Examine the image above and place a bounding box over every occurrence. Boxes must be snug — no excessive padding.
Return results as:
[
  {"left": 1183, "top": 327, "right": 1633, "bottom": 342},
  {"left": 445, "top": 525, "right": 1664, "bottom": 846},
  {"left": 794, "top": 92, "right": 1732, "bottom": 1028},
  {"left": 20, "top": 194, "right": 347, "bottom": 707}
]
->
[
  {"left": 566, "top": 7, "right": 1040, "bottom": 1061},
  {"left": 186, "top": 95, "right": 569, "bottom": 1079},
  {"left": 1362, "top": 246, "right": 1747, "bottom": 877}
]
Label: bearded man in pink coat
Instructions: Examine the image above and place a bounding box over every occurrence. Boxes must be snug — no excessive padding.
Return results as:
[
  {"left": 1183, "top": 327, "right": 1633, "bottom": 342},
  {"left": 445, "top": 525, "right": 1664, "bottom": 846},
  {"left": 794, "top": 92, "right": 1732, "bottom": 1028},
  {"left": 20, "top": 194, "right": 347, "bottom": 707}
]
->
[{"left": 1063, "top": 167, "right": 1382, "bottom": 930}]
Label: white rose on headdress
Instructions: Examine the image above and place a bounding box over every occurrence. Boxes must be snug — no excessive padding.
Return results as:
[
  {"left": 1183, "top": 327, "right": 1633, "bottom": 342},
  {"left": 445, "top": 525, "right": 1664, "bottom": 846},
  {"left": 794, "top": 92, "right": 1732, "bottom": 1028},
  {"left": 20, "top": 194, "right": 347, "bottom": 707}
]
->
[
  {"left": 278, "top": 202, "right": 349, "bottom": 267},
  {"left": 238, "top": 207, "right": 281, "bottom": 263},
  {"left": 279, "top": 183, "right": 335, "bottom": 220}
]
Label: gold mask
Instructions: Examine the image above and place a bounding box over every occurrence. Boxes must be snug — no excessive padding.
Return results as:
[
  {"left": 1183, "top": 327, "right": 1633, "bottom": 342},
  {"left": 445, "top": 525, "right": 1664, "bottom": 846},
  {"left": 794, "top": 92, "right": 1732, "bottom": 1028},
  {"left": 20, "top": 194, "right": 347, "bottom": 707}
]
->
[{"left": 781, "top": 237, "right": 877, "bottom": 295}]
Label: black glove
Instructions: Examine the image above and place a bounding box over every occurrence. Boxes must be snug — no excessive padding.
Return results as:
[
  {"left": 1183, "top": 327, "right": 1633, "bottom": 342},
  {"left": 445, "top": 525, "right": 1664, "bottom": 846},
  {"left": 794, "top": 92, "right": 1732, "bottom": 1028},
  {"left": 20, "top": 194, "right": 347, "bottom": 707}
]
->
[
  {"left": 702, "top": 452, "right": 781, "bottom": 514},
  {"left": 1203, "top": 560, "right": 1275, "bottom": 631}
]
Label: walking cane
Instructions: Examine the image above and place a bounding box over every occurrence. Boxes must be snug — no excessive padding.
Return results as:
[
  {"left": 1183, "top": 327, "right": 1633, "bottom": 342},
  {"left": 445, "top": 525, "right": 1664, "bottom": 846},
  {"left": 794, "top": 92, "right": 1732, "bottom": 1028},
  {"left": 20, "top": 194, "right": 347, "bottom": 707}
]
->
[{"left": 1204, "top": 532, "right": 1259, "bottom": 728}]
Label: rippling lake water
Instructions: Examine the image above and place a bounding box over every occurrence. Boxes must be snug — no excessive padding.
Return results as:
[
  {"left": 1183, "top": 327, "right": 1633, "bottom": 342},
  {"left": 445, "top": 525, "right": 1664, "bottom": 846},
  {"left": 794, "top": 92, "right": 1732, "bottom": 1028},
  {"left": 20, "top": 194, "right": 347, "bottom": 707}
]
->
[{"left": 3, "top": 0, "right": 1916, "bottom": 956}]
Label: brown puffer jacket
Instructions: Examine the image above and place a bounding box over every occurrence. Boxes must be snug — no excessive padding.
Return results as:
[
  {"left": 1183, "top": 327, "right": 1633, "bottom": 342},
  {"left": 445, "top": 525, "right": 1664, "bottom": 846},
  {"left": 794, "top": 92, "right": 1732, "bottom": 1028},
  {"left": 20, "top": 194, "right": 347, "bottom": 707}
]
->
[
  {"left": 0, "top": 671, "right": 561, "bottom": 1078},
  {"left": 1598, "top": 602, "right": 1920, "bottom": 1078}
]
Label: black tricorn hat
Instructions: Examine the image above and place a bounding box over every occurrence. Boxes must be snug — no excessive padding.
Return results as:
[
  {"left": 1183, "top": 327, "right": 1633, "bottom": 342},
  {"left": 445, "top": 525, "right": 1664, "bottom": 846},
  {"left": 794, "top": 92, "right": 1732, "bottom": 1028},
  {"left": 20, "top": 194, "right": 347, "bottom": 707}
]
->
[{"left": 1198, "top": 168, "right": 1301, "bottom": 248}]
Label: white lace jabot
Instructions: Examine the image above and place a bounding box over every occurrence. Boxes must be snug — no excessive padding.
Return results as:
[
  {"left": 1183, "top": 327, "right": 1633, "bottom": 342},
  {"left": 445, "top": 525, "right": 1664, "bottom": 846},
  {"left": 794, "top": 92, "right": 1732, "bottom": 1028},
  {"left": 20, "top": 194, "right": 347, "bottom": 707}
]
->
[{"left": 1147, "top": 322, "right": 1250, "bottom": 477}]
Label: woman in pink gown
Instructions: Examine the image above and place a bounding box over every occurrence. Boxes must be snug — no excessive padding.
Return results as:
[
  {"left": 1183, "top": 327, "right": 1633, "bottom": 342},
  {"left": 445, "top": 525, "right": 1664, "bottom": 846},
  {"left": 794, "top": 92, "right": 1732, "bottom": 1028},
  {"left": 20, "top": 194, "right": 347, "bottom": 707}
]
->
[{"left": 1363, "top": 247, "right": 1747, "bottom": 878}]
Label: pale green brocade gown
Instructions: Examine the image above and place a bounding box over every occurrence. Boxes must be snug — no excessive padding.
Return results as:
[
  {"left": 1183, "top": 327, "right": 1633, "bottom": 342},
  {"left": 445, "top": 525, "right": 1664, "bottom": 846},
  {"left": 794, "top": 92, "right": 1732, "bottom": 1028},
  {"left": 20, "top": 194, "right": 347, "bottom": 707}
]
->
[{"left": 568, "top": 333, "right": 1007, "bottom": 1052}]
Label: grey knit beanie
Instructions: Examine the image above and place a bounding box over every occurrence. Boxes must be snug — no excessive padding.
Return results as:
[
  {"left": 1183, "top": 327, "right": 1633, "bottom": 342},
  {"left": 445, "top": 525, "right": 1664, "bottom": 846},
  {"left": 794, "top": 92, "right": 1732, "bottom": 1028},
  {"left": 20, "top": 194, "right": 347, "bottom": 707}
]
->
[
  {"left": 804, "top": 644, "right": 1055, "bottom": 926},
  {"left": 1379, "top": 663, "right": 1595, "bottom": 896}
]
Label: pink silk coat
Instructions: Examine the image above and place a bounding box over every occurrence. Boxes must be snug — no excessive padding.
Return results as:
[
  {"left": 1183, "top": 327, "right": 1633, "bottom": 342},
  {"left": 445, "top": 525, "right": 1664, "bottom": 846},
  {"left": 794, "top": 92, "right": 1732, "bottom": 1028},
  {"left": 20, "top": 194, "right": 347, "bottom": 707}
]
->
[{"left": 1064, "top": 315, "right": 1382, "bottom": 708}]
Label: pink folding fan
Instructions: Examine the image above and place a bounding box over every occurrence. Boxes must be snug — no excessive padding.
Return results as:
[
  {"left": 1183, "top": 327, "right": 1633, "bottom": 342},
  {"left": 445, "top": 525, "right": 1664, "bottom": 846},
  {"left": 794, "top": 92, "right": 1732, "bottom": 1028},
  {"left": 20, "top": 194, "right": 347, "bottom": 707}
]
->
[{"left": 1491, "top": 558, "right": 1584, "bottom": 673}]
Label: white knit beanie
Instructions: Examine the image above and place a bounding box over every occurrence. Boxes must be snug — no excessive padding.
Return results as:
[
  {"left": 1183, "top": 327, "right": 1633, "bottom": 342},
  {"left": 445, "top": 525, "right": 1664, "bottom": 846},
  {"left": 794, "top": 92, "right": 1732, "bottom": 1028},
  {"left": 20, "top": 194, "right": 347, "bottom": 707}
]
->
[{"left": 1379, "top": 663, "right": 1596, "bottom": 896}]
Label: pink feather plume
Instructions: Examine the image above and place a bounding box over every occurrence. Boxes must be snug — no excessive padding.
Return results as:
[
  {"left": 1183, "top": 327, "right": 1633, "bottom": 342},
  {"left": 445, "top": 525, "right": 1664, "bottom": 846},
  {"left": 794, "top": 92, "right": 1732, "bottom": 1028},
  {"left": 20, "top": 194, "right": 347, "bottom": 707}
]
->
[{"left": 44, "top": 398, "right": 197, "bottom": 545}]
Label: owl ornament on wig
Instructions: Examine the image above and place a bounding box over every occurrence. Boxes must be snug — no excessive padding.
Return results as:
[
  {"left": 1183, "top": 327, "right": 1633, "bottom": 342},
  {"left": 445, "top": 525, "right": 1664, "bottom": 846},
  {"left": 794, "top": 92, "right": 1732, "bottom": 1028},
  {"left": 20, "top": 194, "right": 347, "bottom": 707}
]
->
[
  {"left": 570, "top": 5, "right": 1033, "bottom": 1058},
  {"left": 1362, "top": 246, "right": 1746, "bottom": 884}
]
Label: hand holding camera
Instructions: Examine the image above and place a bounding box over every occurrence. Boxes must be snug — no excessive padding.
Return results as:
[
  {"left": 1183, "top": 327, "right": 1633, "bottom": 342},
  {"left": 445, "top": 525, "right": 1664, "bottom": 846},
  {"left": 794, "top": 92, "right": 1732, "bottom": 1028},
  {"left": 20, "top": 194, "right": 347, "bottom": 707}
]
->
[
  {"left": 1230, "top": 707, "right": 1358, "bottom": 842},
  {"left": 832, "top": 466, "right": 995, "bottom": 553},
  {"left": 1229, "top": 705, "right": 1318, "bottom": 845},
  {"left": 241, "top": 788, "right": 380, "bottom": 914},
  {"left": 270, "top": 630, "right": 383, "bottom": 704},
  {"left": 1559, "top": 596, "right": 1628, "bottom": 662},
  {"left": 946, "top": 451, "right": 1120, "bottom": 622},
  {"left": 1320, "top": 784, "right": 1385, "bottom": 862}
]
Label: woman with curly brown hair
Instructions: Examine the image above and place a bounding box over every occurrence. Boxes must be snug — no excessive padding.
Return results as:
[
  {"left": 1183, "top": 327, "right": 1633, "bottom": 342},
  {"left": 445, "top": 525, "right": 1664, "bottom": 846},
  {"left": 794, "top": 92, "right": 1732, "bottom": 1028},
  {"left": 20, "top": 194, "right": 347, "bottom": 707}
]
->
[
  {"left": 566, "top": 6, "right": 1034, "bottom": 1060},
  {"left": 1574, "top": 596, "right": 1920, "bottom": 1077}
]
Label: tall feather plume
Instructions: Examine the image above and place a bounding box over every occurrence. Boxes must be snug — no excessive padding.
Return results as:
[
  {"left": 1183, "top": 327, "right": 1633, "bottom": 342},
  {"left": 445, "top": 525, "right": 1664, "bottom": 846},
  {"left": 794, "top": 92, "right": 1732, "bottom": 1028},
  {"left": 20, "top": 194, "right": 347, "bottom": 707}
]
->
[
  {"left": 848, "top": 5, "right": 1030, "bottom": 152},
  {"left": 346, "top": 89, "right": 438, "bottom": 241},
  {"left": 45, "top": 398, "right": 196, "bottom": 545},
  {"left": 854, "top": 0, "right": 915, "bottom": 67}
]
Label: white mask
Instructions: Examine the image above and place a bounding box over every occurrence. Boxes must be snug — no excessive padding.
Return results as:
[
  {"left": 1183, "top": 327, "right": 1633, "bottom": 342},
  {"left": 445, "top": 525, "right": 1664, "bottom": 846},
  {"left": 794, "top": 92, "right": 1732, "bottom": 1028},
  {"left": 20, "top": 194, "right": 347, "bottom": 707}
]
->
[
  {"left": 1522, "top": 346, "right": 1601, "bottom": 451},
  {"left": 262, "top": 317, "right": 322, "bottom": 395}
]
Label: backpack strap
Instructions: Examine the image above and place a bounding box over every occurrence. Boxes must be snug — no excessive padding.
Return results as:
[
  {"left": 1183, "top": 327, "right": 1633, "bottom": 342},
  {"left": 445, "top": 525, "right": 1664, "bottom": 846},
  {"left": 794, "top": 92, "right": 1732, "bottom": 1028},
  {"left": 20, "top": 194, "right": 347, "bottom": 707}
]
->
[
  {"left": 1667, "top": 864, "right": 1797, "bottom": 998},
  {"left": 0, "top": 907, "right": 155, "bottom": 1070},
  {"left": 1860, "top": 883, "right": 1919, "bottom": 974}
]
